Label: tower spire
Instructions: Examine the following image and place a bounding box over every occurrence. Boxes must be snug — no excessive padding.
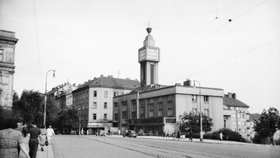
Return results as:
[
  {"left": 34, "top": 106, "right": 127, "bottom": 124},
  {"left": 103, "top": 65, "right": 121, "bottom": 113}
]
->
[{"left": 146, "top": 22, "right": 152, "bottom": 34}]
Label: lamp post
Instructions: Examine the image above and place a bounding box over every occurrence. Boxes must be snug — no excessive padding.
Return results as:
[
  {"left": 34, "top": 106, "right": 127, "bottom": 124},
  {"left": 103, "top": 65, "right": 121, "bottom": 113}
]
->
[
  {"left": 194, "top": 80, "right": 203, "bottom": 142},
  {"left": 44, "top": 69, "right": 55, "bottom": 128}
]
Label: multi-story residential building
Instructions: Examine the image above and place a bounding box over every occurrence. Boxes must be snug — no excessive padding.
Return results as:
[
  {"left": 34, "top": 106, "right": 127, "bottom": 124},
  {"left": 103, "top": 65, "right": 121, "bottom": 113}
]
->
[
  {"left": 72, "top": 75, "right": 139, "bottom": 135},
  {"left": 223, "top": 93, "right": 250, "bottom": 139},
  {"left": 48, "top": 82, "right": 76, "bottom": 109},
  {"left": 0, "top": 30, "right": 18, "bottom": 109},
  {"left": 113, "top": 27, "right": 224, "bottom": 136}
]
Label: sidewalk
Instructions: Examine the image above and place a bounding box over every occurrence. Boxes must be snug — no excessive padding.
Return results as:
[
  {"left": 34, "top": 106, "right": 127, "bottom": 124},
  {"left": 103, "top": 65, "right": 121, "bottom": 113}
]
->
[
  {"left": 20, "top": 136, "right": 55, "bottom": 158},
  {"left": 37, "top": 144, "right": 55, "bottom": 158}
]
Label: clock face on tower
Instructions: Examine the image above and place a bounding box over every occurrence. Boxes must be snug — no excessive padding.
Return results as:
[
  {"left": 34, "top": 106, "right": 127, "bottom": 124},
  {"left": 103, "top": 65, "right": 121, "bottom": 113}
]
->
[
  {"left": 146, "top": 48, "right": 159, "bottom": 61},
  {"left": 139, "top": 49, "right": 146, "bottom": 62},
  {"left": 138, "top": 48, "right": 159, "bottom": 62}
]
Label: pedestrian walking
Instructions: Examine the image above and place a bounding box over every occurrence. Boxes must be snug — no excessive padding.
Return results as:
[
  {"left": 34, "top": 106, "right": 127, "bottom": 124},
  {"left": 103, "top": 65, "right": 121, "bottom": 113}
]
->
[
  {"left": 189, "top": 129, "right": 193, "bottom": 142},
  {"left": 0, "top": 122, "right": 30, "bottom": 158},
  {"left": 46, "top": 125, "right": 55, "bottom": 144},
  {"left": 29, "top": 124, "right": 41, "bottom": 158},
  {"left": 39, "top": 127, "right": 47, "bottom": 151},
  {"left": 219, "top": 132, "right": 223, "bottom": 141},
  {"left": 176, "top": 131, "right": 180, "bottom": 141},
  {"left": 22, "top": 124, "right": 28, "bottom": 137}
]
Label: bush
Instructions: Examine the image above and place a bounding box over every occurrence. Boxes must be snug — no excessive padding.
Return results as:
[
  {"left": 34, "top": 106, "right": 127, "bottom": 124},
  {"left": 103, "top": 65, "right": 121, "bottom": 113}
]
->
[{"left": 203, "top": 128, "right": 247, "bottom": 142}]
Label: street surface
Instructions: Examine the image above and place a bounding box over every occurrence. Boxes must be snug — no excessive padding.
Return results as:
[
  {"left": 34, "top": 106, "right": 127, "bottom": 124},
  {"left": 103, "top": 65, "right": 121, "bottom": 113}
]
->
[{"left": 49, "top": 135, "right": 280, "bottom": 158}]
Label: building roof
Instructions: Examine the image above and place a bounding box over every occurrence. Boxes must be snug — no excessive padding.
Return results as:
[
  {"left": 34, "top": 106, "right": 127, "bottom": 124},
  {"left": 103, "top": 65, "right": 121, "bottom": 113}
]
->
[
  {"left": 0, "top": 30, "right": 18, "bottom": 43},
  {"left": 75, "top": 75, "right": 140, "bottom": 91},
  {"left": 249, "top": 113, "right": 261, "bottom": 122},
  {"left": 223, "top": 95, "right": 249, "bottom": 108}
]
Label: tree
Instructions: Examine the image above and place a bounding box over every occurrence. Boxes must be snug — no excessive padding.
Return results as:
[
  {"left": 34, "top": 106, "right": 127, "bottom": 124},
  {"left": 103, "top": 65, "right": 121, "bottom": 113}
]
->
[
  {"left": 253, "top": 107, "right": 280, "bottom": 144},
  {"left": 12, "top": 90, "right": 60, "bottom": 127},
  {"left": 54, "top": 108, "right": 79, "bottom": 134},
  {"left": 179, "top": 112, "right": 213, "bottom": 133}
]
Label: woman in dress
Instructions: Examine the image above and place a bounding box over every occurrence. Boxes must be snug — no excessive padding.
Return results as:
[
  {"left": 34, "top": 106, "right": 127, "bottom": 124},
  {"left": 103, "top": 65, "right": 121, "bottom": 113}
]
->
[{"left": 0, "top": 122, "right": 30, "bottom": 158}]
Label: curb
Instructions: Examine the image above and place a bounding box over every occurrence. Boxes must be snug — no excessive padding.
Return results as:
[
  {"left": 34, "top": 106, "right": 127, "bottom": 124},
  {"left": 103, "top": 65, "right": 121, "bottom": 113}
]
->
[{"left": 110, "top": 135, "right": 260, "bottom": 146}]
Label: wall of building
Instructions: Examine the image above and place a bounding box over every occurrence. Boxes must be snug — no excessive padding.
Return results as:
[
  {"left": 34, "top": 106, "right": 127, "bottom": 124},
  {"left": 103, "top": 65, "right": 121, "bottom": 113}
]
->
[
  {"left": 175, "top": 87, "right": 224, "bottom": 132},
  {"left": 0, "top": 30, "right": 17, "bottom": 109},
  {"left": 113, "top": 85, "right": 225, "bottom": 135},
  {"left": 210, "top": 97, "right": 224, "bottom": 131}
]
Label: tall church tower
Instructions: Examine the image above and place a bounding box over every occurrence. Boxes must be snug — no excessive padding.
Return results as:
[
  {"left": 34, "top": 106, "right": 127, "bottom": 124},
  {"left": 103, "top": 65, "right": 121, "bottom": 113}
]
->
[
  {"left": 138, "top": 27, "right": 160, "bottom": 87},
  {"left": 0, "top": 30, "right": 18, "bottom": 109}
]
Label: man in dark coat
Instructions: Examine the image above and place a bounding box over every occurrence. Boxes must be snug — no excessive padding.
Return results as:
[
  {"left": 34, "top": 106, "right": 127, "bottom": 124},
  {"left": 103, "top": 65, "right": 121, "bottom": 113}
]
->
[
  {"left": 29, "top": 124, "right": 41, "bottom": 158},
  {"left": 189, "top": 129, "right": 193, "bottom": 142}
]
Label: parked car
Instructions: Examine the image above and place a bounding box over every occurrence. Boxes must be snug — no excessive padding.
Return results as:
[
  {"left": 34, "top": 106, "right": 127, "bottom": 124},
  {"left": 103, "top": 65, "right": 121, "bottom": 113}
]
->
[{"left": 123, "top": 130, "right": 137, "bottom": 138}]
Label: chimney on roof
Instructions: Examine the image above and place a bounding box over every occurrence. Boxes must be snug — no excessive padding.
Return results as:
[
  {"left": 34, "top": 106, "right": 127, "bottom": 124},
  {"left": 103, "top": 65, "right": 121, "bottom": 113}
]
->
[
  {"left": 232, "top": 93, "right": 236, "bottom": 99},
  {"left": 227, "top": 92, "right": 237, "bottom": 99},
  {"left": 183, "top": 79, "right": 192, "bottom": 87}
]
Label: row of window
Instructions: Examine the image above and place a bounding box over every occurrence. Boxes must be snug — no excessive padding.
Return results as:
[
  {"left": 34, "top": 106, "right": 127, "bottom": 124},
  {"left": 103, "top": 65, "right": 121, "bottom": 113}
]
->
[
  {"left": 92, "top": 102, "right": 108, "bottom": 109},
  {"left": 92, "top": 113, "right": 107, "bottom": 120},
  {"left": 224, "top": 106, "right": 248, "bottom": 112},
  {"left": 192, "top": 95, "right": 209, "bottom": 102},
  {"left": 93, "top": 90, "right": 108, "bottom": 98},
  {"left": 192, "top": 108, "right": 209, "bottom": 116},
  {"left": 93, "top": 90, "right": 125, "bottom": 98},
  {"left": 232, "top": 113, "right": 247, "bottom": 119}
]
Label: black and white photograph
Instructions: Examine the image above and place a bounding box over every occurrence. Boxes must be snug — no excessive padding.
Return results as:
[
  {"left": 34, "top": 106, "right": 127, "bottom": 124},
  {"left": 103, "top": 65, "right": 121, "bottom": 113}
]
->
[{"left": 0, "top": 0, "right": 280, "bottom": 158}]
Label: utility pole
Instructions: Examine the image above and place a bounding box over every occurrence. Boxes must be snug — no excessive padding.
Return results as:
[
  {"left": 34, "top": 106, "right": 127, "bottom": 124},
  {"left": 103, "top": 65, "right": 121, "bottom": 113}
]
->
[
  {"left": 44, "top": 70, "right": 55, "bottom": 128},
  {"left": 194, "top": 80, "right": 203, "bottom": 142}
]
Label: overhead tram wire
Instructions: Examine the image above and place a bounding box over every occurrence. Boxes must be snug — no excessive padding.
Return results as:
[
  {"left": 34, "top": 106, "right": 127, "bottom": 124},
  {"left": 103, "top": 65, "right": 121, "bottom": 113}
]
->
[
  {"left": 216, "top": 0, "right": 268, "bottom": 23},
  {"left": 32, "top": 0, "right": 43, "bottom": 90},
  {"left": 232, "top": 0, "right": 268, "bottom": 20},
  {"left": 217, "top": 0, "right": 276, "bottom": 31},
  {"left": 163, "top": 17, "right": 217, "bottom": 56},
  {"left": 231, "top": 19, "right": 280, "bottom": 31},
  {"left": 173, "top": 38, "right": 280, "bottom": 81},
  {"left": 164, "top": 20, "right": 231, "bottom": 63},
  {"left": 164, "top": 0, "right": 270, "bottom": 65}
]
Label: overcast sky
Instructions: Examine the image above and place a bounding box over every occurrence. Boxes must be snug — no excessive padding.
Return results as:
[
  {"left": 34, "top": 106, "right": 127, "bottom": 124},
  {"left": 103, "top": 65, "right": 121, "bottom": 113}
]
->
[{"left": 1, "top": 0, "right": 279, "bottom": 113}]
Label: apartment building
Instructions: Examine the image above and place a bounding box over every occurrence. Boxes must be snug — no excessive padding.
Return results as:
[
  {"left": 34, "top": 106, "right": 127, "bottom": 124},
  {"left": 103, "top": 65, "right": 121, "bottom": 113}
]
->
[
  {"left": 223, "top": 93, "right": 250, "bottom": 139},
  {"left": 48, "top": 82, "right": 76, "bottom": 109},
  {"left": 72, "top": 75, "right": 139, "bottom": 134}
]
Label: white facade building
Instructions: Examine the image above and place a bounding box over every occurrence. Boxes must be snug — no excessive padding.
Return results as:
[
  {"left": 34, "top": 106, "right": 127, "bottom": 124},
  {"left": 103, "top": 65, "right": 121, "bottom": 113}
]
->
[{"left": 73, "top": 75, "right": 139, "bottom": 134}]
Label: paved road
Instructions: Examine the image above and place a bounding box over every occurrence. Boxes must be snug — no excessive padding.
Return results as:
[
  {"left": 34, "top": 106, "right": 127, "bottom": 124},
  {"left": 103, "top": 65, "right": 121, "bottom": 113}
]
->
[{"left": 51, "top": 135, "right": 280, "bottom": 158}]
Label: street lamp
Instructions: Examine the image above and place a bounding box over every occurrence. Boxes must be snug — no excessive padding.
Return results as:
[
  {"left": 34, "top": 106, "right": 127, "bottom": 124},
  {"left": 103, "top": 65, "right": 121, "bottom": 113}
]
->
[
  {"left": 194, "top": 80, "right": 203, "bottom": 142},
  {"left": 44, "top": 69, "right": 55, "bottom": 128}
]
